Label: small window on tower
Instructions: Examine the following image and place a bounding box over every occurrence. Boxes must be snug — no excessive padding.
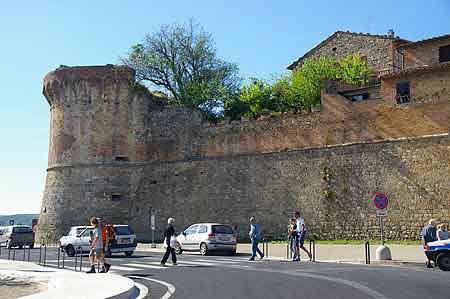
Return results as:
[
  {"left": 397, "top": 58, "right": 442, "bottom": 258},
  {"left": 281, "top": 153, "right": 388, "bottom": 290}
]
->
[
  {"left": 439, "top": 45, "right": 450, "bottom": 63},
  {"left": 111, "top": 194, "right": 123, "bottom": 202},
  {"left": 115, "top": 156, "right": 129, "bottom": 162}
]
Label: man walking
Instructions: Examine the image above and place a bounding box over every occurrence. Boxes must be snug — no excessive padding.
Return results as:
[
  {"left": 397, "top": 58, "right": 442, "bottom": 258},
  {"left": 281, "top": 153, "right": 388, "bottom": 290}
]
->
[
  {"left": 86, "top": 217, "right": 111, "bottom": 273},
  {"left": 160, "top": 218, "right": 177, "bottom": 266},
  {"left": 421, "top": 219, "right": 438, "bottom": 268},
  {"left": 293, "top": 211, "right": 312, "bottom": 261},
  {"left": 249, "top": 217, "right": 264, "bottom": 261}
]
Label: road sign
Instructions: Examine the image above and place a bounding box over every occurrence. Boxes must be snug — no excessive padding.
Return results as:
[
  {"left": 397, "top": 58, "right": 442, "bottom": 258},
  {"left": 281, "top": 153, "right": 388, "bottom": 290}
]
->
[
  {"left": 373, "top": 193, "right": 389, "bottom": 210},
  {"left": 376, "top": 209, "right": 388, "bottom": 217}
]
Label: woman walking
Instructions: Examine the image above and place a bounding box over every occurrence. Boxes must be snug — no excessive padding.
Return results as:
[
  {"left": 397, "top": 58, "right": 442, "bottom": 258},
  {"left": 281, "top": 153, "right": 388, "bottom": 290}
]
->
[
  {"left": 160, "top": 218, "right": 177, "bottom": 266},
  {"left": 288, "top": 218, "right": 299, "bottom": 261}
]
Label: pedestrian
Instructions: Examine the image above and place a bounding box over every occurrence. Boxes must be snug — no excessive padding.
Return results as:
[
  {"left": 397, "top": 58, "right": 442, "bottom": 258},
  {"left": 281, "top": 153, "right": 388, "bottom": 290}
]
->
[
  {"left": 248, "top": 217, "right": 264, "bottom": 261},
  {"left": 160, "top": 218, "right": 177, "bottom": 266},
  {"left": 437, "top": 223, "right": 449, "bottom": 241},
  {"left": 421, "top": 219, "right": 438, "bottom": 268},
  {"left": 86, "top": 217, "right": 111, "bottom": 273},
  {"left": 288, "top": 218, "right": 299, "bottom": 261},
  {"left": 293, "top": 211, "right": 312, "bottom": 261}
]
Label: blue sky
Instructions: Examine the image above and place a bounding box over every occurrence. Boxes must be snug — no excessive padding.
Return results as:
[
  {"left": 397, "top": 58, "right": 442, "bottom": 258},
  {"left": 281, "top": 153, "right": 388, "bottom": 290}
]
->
[{"left": 0, "top": 0, "right": 448, "bottom": 215}]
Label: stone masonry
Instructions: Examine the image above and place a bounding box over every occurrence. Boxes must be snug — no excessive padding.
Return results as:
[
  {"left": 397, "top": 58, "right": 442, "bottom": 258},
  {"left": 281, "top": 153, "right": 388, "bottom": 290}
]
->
[{"left": 37, "top": 65, "right": 450, "bottom": 243}]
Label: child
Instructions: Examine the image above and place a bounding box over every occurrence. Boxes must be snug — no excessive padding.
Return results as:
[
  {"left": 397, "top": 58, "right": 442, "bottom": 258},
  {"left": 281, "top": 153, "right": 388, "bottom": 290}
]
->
[{"left": 288, "top": 218, "right": 298, "bottom": 261}]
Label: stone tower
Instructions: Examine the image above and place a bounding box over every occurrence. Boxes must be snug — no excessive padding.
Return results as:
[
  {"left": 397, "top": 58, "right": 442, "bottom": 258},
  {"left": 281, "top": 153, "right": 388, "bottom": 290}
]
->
[{"left": 37, "top": 65, "right": 157, "bottom": 242}]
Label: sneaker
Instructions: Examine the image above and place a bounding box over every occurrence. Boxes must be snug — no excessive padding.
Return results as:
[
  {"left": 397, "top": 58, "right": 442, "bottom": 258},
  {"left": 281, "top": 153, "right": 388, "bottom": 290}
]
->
[
  {"left": 172, "top": 263, "right": 178, "bottom": 266},
  {"left": 248, "top": 257, "right": 255, "bottom": 261},
  {"left": 86, "top": 266, "right": 96, "bottom": 274},
  {"left": 99, "top": 266, "right": 106, "bottom": 273},
  {"left": 259, "top": 254, "right": 264, "bottom": 260},
  {"left": 160, "top": 263, "right": 167, "bottom": 267},
  {"left": 104, "top": 263, "right": 111, "bottom": 273},
  {"left": 293, "top": 258, "right": 301, "bottom": 262}
]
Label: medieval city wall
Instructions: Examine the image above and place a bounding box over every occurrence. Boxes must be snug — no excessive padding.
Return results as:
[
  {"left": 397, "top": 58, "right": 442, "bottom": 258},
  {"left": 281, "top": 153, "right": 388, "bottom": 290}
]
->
[{"left": 37, "top": 65, "right": 450, "bottom": 242}]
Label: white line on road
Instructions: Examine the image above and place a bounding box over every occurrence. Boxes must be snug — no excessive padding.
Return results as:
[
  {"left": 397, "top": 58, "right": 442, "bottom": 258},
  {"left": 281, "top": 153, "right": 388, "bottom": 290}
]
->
[
  {"left": 129, "top": 276, "right": 176, "bottom": 299},
  {"left": 178, "top": 260, "right": 215, "bottom": 266},
  {"left": 124, "top": 263, "right": 166, "bottom": 269},
  {"left": 109, "top": 265, "right": 142, "bottom": 271},
  {"left": 194, "top": 259, "right": 238, "bottom": 264},
  {"left": 134, "top": 282, "right": 149, "bottom": 299}
]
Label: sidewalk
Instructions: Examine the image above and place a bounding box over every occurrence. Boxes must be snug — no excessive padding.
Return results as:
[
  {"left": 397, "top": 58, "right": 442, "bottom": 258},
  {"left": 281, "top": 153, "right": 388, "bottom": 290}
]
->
[
  {"left": 137, "top": 243, "right": 426, "bottom": 265},
  {"left": 0, "top": 260, "right": 139, "bottom": 299}
]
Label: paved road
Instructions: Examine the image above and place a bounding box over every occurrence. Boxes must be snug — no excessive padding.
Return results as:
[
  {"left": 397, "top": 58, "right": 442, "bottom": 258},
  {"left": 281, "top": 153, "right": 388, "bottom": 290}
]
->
[{"left": 1, "top": 247, "right": 449, "bottom": 299}]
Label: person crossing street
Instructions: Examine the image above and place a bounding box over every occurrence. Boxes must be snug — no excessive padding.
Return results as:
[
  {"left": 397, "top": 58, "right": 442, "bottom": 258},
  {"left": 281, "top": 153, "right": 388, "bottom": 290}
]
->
[{"left": 248, "top": 217, "right": 264, "bottom": 261}]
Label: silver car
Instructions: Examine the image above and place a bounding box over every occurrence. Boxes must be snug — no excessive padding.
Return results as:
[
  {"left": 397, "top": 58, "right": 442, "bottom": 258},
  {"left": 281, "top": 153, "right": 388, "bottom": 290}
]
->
[{"left": 176, "top": 223, "right": 237, "bottom": 255}]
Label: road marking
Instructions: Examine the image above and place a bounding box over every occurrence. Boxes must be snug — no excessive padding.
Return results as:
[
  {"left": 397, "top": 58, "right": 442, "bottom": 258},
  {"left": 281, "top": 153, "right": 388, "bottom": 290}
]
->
[
  {"left": 194, "top": 259, "right": 238, "bottom": 264},
  {"left": 179, "top": 260, "right": 215, "bottom": 266},
  {"left": 124, "top": 263, "right": 166, "bottom": 269},
  {"left": 134, "top": 282, "right": 149, "bottom": 299},
  {"left": 109, "top": 265, "right": 142, "bottom": 271},
  {"left": 129, "top": 276, "right": 175, "bottom": 299}
]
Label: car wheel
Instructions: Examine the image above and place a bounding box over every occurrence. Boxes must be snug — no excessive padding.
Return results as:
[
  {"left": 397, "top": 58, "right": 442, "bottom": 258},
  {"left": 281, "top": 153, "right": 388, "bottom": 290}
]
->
[
  {"left": 125, "top": 251, "right": 133, "bottom": 257},
  {"left": 18, "top": 245, "right": 23, "bottom": 249},
  {"left": 29, "top": 244, "right": 34, "bottom": 249},
  {"left": 200, "top": 243, "right": 208, "bottom": 256},
  {"left": 175, "top": 247, "right": 183, "bottom": 254},
  {"left": 229, "top": 250, "right": 237, "bottom": 256},
  {"left": 66, "top": 244, "right": 75, "bottom": 257},
  {"left": 436, "top": 253, "right": 450, "bottom": 271}
]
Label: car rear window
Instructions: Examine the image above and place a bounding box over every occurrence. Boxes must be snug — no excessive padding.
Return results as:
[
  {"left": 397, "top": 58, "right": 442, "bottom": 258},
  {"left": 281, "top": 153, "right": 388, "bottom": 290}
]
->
[
  {"left": 114, "top": 226, "right": 134, "bottom": 235},
  {"left": 13, "top": 227, "right": 33, "bottom": 233},
  {"left": 212, "top": 225, "right": 233, "bottom": 234}
]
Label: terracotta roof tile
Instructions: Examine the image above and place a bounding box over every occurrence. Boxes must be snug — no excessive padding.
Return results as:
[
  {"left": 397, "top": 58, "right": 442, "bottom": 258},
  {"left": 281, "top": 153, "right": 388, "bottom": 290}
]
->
[
  {"left": 397, "top": 33, "right": 450, "bottom": 49},
  {"left": 380, "top": 62, "right": 450, "bottom": 79}
]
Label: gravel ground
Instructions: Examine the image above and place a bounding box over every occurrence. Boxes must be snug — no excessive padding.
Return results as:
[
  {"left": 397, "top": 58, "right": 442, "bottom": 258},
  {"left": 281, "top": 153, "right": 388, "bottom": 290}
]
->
[{"left": 0, "top": 272, "right": 47, "bottom": 299}]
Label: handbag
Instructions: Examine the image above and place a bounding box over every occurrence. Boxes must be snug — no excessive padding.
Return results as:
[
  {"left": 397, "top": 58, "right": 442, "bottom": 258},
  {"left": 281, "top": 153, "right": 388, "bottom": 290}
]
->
[{"left": 169, "top": 236, "right": 178, "bottom": 248}]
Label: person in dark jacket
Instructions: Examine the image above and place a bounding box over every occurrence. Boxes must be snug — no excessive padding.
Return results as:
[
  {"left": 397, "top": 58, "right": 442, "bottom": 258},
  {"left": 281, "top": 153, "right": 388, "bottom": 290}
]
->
[
  {"left": 421, "top": 219, "right": 438, "bottom": 268},
  {"left": 160, "top": 218, "right": 177, "bottom": 266}
]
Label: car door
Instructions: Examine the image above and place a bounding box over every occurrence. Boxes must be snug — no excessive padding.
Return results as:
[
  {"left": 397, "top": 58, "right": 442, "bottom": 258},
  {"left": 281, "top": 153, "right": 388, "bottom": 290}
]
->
[
  {"left": 196, "top": 225, "right": 209, "bottom": 248},
  {"left": 77, "top": 228, "right": 93, "bottom": 252},
  {"left": 183, "top": 225, "right": 199, "bottom": 250}
]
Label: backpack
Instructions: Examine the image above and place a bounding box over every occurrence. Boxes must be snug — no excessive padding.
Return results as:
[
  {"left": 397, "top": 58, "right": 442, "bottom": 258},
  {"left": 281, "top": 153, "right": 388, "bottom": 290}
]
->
[
  {"left": 101, "top": 224, "right": 115, "bottom": 243},
  {"left": 254, "top": 224, "right": 263, "bottom": 241}
]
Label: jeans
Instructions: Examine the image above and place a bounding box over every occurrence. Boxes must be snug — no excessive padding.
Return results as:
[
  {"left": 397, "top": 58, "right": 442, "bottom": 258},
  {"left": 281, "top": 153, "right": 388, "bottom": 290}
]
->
[
  {"left": 161, "top": 246, "right": 177, "bottom": 264},
  {"left": 251, "top": 238, "right": 264, "bottom": 258}
]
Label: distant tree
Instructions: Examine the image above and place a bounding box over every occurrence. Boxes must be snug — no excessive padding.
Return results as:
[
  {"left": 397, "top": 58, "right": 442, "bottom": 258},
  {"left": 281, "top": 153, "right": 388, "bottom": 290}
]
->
[{"left": 122, "top": 20, "right": 241, "bottom": 120}]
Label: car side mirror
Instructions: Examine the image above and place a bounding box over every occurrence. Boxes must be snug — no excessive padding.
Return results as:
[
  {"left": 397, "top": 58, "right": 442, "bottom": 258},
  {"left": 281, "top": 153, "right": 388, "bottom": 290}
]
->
[{"left": 182, "top": 231, "right": 186, "bottom": 236}]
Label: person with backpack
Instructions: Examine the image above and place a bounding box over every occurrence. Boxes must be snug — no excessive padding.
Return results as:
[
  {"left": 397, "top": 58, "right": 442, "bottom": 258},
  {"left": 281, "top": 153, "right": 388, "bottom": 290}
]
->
[
  {"left": 86, "top": 217, "right": 111, "bottom": 273},
  {"left": 101, "top": 222, "right": 116, "bottom": 257},
  {"left": 248, "top": 217, "right": 264, "bottom": 261}
]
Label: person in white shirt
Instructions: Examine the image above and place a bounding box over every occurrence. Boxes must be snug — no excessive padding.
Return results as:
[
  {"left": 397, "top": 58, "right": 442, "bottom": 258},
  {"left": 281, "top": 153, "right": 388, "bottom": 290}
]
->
[{"left": 293, "top": 211, "right": 312, "bottom": 261}]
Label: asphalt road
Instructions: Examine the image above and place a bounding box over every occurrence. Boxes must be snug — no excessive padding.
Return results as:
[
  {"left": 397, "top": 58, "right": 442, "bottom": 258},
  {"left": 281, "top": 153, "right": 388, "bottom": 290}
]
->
[{"left": 1, "top": 246, "right": 450, "bottom": 299}]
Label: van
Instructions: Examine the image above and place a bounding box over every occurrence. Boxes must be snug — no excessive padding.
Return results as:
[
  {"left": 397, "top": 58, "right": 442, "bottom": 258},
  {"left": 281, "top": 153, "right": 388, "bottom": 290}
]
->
[{"left": 0, "top": 225, "right": 34, "bottom": 249}]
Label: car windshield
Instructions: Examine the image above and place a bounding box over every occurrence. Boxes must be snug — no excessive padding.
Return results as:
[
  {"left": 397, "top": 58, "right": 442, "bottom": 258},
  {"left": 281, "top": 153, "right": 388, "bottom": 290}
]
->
[
  {"left": 212, "top": 225, "right": 233, "bottom": 234},
  {"left": 114, "top": 226, "right": 134, "bottom": 235},
  {"left": 12, "top": 226, "right": 32, "bottom": 233}
]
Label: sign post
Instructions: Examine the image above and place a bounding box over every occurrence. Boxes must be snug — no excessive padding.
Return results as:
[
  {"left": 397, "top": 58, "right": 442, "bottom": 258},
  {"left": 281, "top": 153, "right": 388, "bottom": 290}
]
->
[
  {"left": 151, "top": 213, "right": 156, "bottom": 248},
  {"left": 373, "top": 193, "right": 391, "bottom": 260}
]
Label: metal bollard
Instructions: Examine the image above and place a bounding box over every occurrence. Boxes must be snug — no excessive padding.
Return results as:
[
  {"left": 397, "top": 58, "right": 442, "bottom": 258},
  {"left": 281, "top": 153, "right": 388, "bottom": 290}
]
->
[
  {"left": 38, "top": 245, "right": 42, "bottom": 265},
  {"left": 365, "top": 241, "right": 370, "bottom": 264},
  {"left": 12, "top": 248, "right": 16, "bottom": 261},
  {"left": 74, "top": 248, "right": 79, "bottom": 271},
  {"left": 309, "top": 239, "right": 316, "bottom": 262},
  {"left": 43, "top": 244, "right": 47, "bottom": 266},
  {"left": 286, "top": 243, "right": 289, "bottom": 259},
  {"left": 265, "top": 241, "right": 269, "bottom": 257},
  {"left": 27, "top": 246, "right": 31, "bottom": 262},
  {"left": 22, "top": 247, "right": 26, "bottom": 261},
  {"left": 79, "top": 247, "right": 83, "bottom": 272},
  {"left": 57, "top": 245, "right": 61, "bottom": 268},
  {"left": 8, "top": 247, "right": 11, "bottom": 260},
  {"left": 62, "top": 247, "right": 65, "bottom": 269}
]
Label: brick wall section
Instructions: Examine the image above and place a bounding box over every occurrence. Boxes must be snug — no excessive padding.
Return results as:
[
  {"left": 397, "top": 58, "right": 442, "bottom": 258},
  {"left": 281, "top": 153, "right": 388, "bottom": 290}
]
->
[
  {"left": 37, "top": 65, "right": 450, "bottom": 242},
  {"left": 402, "top": 37, "right": 450, "bottom": 69}
]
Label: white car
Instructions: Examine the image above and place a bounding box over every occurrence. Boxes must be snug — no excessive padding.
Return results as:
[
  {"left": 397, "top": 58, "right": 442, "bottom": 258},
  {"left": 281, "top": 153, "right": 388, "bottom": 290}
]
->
[
  {"left": 59, "top": 225, "right": 137, "bottom": 257},
  {"left": 176, "top": 223, "right": 237, "bottom": 256}
]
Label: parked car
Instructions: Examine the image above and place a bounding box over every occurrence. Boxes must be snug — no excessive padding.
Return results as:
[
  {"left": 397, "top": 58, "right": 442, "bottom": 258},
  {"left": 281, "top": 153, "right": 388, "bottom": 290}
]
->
[
  {"left": 176, "top": 223, "right": 236, "bottom": 256},
  {"left": 58, "top": 224, "right": 137, "bottom": 257},
  {"left": 0, "top": 225, "right": 34, "bottom": 249},
  {"left": 424, "top": 239, "right": 450, "bottom": 271}
]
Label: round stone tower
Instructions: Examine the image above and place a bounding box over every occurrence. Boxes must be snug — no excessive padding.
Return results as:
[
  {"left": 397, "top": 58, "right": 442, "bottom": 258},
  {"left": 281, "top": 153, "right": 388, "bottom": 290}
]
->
[{"left": 37, "top": 65, "right": 151, "bottom": 242}]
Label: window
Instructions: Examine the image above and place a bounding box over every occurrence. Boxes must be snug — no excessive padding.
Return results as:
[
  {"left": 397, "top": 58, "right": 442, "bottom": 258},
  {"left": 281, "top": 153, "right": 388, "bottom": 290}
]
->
[
  {"left": 114, "top": 226, "right": 134, "bottom": 235},
  {"left": 184, "top": 225, "right": 199, "bottom": 235},
  {"left": 81, "top": 228, "right": 93, "bottom": 237},
  {"left": 212, "top": 225, "right": 234, "bottom": 234},
  {"left": 439, "top": 45, "right": 450, "bottom": 63},
  {"left": 349, "top": 93, "right": 370, "bottom": 102},
  {"left": 198, "top": 225, "right": 208, "bottom": 234},
  {"left": 111, "top": 194, "right": 123, "bottom": 201},
  {"left": 115, "top": 156, "right": 129, "bottom": 162},
  {"left": 396, "top": 81, "right": 411, "bottom": 104}
]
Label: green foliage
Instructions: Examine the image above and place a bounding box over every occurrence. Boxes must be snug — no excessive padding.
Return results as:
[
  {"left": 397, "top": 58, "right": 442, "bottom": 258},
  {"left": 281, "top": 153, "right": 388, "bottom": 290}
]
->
[
  {"left": 338, "top": 54, "right": 373, "bottom": 85},
  {"left": 123, "top": 20, "right": 241, "bottom": 120},
  {"left": 225, "top": 54, "right": 372, "bottom": 120}
]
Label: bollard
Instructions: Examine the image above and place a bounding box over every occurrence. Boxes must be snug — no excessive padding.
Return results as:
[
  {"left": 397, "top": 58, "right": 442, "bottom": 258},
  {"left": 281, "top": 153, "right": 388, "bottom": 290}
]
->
[
  {"left": 74, "top": 247, "right": 78, "bottom": 271},
  {"left": 43, "top": 244, "right": 47, "bottom": 267},
  {"left": 27, "top": 246, "right": 31, "bottom": 262},
  {"left": 8, "top": 247, "right": 11, "bottom": 260},
  {"left": 57, "top": 245, "right": 61, "bottom": 268},
  {"left": 309, "top": 239, "right": 316, "bottom": 262},
  {"left": 365, "top": 241, "right": 370, "bottom": 264},
  {"left": 62, "top": 247, "right": 65, "bottom": 269},
  {"left": 265, "top": 241, "right": 269, "bottom": 257},
  {"left": 79, "top": 247, "right": 83, "bottom": 272},
  {"left": 12, "top": 247, "right": 16, "bottom": 261},
  {"left": 286, "top": 243, "right": 289, "bottom": 259},
  {"left": 22, "top": 247, "right": 26, "bottom": 261},
  {"left": 38, "top": 245, "right": 42, "bottom": 265}
]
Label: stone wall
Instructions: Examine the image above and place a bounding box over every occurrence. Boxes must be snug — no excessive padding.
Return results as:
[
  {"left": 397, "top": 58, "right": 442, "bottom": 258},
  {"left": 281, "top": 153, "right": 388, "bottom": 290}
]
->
[
  {"left": 381, "top": 67, "right": 450, "bottom": 104},
  {"left": 402, "top": 36, "right": 450, "bottom": 69},
  {"left": 292, "top": 32, "right": 405, "bottom": 74},
  {"left": 37, "top": 65, "right": 450, "bottom": 242}
]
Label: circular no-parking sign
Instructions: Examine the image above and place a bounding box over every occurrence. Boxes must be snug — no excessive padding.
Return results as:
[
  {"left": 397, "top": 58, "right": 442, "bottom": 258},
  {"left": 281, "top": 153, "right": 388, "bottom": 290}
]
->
[{"left": 373, "top": 193, "right": 389, "bottom": 209}]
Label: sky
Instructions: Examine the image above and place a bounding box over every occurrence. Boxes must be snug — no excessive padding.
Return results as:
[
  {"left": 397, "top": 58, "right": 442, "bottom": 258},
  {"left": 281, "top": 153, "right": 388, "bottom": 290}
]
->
[{"left": 0, "top": 0, "right": 448, "bottom": 215}]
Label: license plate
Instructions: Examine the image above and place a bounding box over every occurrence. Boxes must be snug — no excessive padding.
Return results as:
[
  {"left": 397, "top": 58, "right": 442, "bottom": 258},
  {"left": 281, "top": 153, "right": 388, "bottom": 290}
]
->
[
  {"left": 119, "top": 238, "right": 131, "bottom": 244},
  {"left": 218, "top": 236, "right": 229, "bottom": 241}
]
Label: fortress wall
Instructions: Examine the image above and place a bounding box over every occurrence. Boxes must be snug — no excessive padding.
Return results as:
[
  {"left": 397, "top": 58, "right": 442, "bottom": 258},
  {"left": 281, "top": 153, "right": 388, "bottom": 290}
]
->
[{"left": 37, "top": 65, "right": 450, "bottom": 242}]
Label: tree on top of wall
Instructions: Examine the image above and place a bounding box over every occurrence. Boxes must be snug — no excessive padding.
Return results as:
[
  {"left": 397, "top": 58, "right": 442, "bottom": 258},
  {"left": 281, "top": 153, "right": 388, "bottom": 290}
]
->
[{"left": 122, "top": 20, "right": 241, "bottom": 121}]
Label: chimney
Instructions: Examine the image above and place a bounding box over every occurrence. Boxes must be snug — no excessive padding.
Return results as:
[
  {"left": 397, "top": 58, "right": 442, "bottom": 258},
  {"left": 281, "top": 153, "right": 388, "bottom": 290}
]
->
[{"left": 387, "top": 29, "right": 395, "bottom": 38}]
